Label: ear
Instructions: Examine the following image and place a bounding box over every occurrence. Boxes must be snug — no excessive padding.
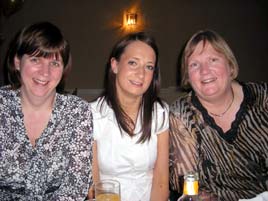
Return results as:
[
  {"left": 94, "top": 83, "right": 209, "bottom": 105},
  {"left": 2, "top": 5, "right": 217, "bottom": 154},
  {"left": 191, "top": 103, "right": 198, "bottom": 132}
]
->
[
  {"left": 110, "top": 58, "right": 118, "bottom": 74},
  {"left": 14, "top": 55, "right": 21, "bottom": 71},
  {"left": 229, "top": 65, "right": 235, "bottom": 78}
]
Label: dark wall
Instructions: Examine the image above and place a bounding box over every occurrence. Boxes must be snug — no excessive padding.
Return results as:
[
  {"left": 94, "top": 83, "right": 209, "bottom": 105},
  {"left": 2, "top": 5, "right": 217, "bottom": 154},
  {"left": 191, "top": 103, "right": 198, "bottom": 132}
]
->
[{"left": 0, "top": 0, "right": 267, "bottom": 89}]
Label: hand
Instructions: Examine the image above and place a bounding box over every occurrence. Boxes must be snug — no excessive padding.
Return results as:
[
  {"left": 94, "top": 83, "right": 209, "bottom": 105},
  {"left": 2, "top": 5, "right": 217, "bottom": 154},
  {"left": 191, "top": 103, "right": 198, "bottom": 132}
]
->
[{"left": 87, "top": 186, "right": 95, "bottom": 199}]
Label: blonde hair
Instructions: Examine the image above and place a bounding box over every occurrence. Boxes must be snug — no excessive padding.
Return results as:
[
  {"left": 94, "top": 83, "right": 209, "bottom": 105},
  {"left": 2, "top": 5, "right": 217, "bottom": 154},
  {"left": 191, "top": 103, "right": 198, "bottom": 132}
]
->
[{"left": 180, "top": 30, "right": 239, "bottom": 89}]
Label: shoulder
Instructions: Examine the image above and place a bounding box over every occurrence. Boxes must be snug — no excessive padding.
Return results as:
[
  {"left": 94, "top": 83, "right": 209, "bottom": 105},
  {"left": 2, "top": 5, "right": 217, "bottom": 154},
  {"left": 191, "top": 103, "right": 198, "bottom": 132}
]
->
[
  {"left": 90, "top": 96, "right": 108, "bottom": 112},
  {"left": 58, "top": 93, "right": 89, "bottom": 105},
  {"left": 242, "top": 82, "right": 268, "bottom": 104},
  {"left": 89, "top": 97, "right": 116, "bottom": 139},
  {"left": 154, "top": 100, "right": 169, "bottom": 115},
  {"left": 169, "top": 91, "right": 192, "bottom": 115},
  {"left": 152, "top": 100, "right": 170, "bottom": 134},
  {"left": 243, "top": 81, "right": 268, "bottom": 93},
  {"left": 90, "top": 97, "right": 105, "bottom": 112},
  {"left": 0, "top": 86, "right": 18, "bottom": 105},
  {"left": 0, "top": 85, "right": 13, "bottom": 96},
  {"left": 90, "top": 97, "right": 114, "bottom": 120},
  {"left": 55, "top": 94, "right": 93, "bottom": 133},
  {"left": 56, "top": 93, "right": 92, "bottom": 114}
]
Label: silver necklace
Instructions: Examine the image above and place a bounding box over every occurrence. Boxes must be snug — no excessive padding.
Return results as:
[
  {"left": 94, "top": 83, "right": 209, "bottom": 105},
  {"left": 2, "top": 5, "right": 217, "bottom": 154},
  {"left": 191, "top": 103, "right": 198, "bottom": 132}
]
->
[{"left": 209, "top": 88, "right": 234, "bottom": 118}]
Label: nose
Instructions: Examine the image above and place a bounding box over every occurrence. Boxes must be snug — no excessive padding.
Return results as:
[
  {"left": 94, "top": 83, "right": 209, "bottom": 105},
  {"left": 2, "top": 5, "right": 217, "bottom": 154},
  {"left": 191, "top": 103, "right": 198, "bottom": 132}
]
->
[
  {"left": 136, "top": 66, "right": 145, "bottom": 79},
  {"left": 200, "top": 62, "right": 210, "bottom": 74},
  {"left": 39, "top": 61, "right": 50, "bottom": 76}
]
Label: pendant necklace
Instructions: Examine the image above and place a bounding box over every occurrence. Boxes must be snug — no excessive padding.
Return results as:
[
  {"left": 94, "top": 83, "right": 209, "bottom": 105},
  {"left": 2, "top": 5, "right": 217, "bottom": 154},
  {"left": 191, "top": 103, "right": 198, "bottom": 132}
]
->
[{"left": 209, "top": 88, "right": 234, "bottom": 118}]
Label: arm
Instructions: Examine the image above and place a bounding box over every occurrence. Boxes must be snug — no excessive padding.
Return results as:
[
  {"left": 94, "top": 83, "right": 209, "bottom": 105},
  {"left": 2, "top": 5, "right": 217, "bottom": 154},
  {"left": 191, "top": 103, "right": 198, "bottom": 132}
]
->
[
  {"left": 169, "top": 112, "right": 218, "bottom": 200},
  {"left": 87, "top": 140, "right": 100, "bottom": 199},
  {"left": 169, "top": 112, "right": 196, "bottom": 193},
  {"left": 49, "top": 104, "right": 94, "bottom": 201},
  {"left": 150, "top": 129, "right": 169, "bottom": 201}
]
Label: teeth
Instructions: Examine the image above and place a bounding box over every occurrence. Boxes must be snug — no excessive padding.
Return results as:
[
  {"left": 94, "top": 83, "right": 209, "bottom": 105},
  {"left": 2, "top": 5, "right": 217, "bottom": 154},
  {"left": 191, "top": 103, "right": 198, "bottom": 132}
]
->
[
  {"left": 202, "top": 78, "right": 216, "bottom": 84},
  {"left": 130, "top": 80, "right": 142, "bottom": 86},
  {"left": 34, "top": 78, "right": 48, "bottom": 85}
]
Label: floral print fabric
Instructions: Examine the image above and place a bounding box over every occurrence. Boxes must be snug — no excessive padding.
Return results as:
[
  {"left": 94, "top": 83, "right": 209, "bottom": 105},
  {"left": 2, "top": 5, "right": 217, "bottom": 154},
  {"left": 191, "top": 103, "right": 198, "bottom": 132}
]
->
[{"left": 0, "top": 86, "right": 93, "bottom": 201}]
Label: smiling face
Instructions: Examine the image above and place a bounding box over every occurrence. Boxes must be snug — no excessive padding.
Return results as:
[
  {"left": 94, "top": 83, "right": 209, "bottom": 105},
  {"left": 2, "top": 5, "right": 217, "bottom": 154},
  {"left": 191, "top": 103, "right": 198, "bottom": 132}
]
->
[
  {"left": 15, "top": 54, "right": 64, "bottom": 101},
  {"left": 187, "top": 41, "right": 233, "bottom": 101},
  {"left": 111, "top": 40, "right": 156, "bottom": 102}
]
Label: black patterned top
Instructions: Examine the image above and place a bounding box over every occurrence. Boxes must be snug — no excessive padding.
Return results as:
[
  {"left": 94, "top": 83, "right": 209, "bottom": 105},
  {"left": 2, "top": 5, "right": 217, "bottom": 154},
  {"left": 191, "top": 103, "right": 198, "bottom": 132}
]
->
[
  {"left": 0, "top": 86, "right": 93, "bottom": 201},
  {"left": 169, "top": 82, "right": 268, "bottom": 201}
]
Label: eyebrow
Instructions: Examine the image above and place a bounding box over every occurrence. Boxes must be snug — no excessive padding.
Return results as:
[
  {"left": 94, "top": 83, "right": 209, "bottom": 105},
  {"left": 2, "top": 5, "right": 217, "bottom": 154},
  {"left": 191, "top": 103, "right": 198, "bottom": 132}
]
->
[{"left": 130, "top": 57, "right": 155, "bottom": 64}]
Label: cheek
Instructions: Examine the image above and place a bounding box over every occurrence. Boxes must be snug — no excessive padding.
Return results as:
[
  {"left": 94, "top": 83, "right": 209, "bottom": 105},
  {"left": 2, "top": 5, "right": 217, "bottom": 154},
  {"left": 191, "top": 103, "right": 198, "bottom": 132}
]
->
[
  {"left": 216, "top": 65, "right": 230, "bottom": 77},
  {"left": 53, "top": 68, "right": 64, "bottom": 78},
  {"left": 20, "top": 66, "right": 34, "bottom": 78},
  {"left": 188, "top": 70, "right": 198, "bottom": 81},
  {"left": 115, "top": 68, "right": 128, "bottom": 85},
  {"left": 116, "top": 64, "right": 126, "bottom": 74},
  {"left": 188, "top": 73, "right": 201, "bottom": 89},
  {"left": 145, "top": 71, "right": 154, "bottom": 82}
]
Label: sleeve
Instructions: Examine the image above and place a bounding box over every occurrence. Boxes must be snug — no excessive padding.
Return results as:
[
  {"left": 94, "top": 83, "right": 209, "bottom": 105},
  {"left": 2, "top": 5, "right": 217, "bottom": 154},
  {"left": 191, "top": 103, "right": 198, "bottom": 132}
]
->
[
  {"left": 49, "top": 103, "right": 94, "bottom": 201},
  {"left": 155, "top": 102, "right": 169, "bottom": 135},
  {"left": 90, "top": 99, "right": 106, "bottom": 141},
  {"left": 169, "top": 112, "right": 198, "bottom": 193},
  {"left": 264, "top": 82, "right": 268, "bottom": 106}
]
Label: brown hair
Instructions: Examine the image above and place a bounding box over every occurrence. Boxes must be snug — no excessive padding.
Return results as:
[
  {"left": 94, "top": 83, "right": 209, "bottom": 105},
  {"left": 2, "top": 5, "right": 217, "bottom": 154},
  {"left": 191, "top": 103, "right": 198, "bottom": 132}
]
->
[
  {"left": 5, "top": 21, "right": 71, "bottom": 92},
  {"left": 99, "top": 32, "right": 165, "bottom": 143}
]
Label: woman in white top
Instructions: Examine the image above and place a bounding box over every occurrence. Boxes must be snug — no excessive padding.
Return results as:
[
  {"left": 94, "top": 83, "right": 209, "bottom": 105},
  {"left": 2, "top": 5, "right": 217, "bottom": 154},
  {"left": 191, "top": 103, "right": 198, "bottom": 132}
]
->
[{"left": 89, "top": 32, "right": 169, "bottom": 201}]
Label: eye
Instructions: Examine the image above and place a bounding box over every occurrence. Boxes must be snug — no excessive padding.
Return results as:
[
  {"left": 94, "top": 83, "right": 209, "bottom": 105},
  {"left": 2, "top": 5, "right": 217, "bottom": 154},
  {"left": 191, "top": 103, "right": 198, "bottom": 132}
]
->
[
  {"left": 50, "top": 60, "right": 62, "bottom": 68},
  {"left": 146, "top": 65, "right": 155, "bottom": 71},
  {"left": 29, "top": 57, "right": 39, "bottom": 64},
  {"left": 189, "top": 62, "right": 200, "bottom": 69},
  {"left": 128, "top": 60, "right": 138, "bottom": 68},
  {"left": 210, "top": 57, "right": 219, "bottom": 63},
  {"left": 128, "top": 60, "right": 136, "bottom": 65}
]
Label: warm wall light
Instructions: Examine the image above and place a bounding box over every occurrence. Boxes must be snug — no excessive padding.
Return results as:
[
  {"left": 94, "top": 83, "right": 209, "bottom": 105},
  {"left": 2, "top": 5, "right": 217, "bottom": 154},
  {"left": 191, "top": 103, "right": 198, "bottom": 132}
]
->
[
  {"left": 121, "top": 7, "right": 144, "bottom": 33},
  {"left": 126, "top": 12, "right": 138, "bottom": 26}
]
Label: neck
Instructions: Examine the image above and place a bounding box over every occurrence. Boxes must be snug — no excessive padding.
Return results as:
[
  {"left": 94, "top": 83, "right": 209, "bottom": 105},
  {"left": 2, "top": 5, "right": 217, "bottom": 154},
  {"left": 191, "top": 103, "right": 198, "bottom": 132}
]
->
[
  {"left": 118, "top": 95, "right": 142, "bottom": 120},
  {"left": 20, "top": 91, "right": 56, "bottom": 113},
  {"left": 209, "top": 89, "right": 234, "bottom": 117},
  {"left": 198, "top": 85, "right": 235, "bottom": 118}
]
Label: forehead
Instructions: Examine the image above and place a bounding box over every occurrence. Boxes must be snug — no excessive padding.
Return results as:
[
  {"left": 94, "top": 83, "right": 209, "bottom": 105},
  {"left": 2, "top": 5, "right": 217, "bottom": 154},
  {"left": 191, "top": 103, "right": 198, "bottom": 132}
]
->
[
  {"left": 190, "top": 41, "right": 222, "bottom": 58},
  {"left": 29, "top": 50, "right": 63, "bottom": 61},
  {"left": 22, "top": 54, "right": 63, "bottom": 64},
  {"left": 123, "top": 41, "right": 155, "bottom": 60}
]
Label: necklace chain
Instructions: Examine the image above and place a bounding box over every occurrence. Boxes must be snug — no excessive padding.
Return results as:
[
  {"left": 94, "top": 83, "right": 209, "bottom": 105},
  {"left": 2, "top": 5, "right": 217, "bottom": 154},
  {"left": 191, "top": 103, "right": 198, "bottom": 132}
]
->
[{"left": 209, "top": 88, "right": 234, "bottom": 118}]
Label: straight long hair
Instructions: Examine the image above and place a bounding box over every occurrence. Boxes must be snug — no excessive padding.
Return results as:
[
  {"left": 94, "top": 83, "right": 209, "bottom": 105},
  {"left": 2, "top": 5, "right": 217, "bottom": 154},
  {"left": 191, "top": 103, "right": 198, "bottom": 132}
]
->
[{"left": 99, "top": 32, "right": 165, "bottom": 143}]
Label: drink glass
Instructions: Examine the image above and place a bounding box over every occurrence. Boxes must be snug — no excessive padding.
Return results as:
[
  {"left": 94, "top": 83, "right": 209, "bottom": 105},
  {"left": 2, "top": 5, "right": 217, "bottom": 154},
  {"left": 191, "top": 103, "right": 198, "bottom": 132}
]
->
[{"left": 95, "top": 179, "right": 120, "bottom": 201}]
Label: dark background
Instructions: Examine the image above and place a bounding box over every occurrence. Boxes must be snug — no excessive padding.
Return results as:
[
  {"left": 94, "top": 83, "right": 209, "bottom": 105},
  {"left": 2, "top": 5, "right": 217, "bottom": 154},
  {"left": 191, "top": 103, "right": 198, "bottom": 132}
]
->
[{"left": 0, "top": 0, "right": 267, "bottom": 101}]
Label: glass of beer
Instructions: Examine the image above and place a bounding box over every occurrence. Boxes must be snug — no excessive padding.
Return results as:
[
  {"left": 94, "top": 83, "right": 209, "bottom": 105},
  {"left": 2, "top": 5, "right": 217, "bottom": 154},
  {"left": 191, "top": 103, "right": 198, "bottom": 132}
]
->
[{"left": 95, "top": 179, "right": 120, "bottom": 201}]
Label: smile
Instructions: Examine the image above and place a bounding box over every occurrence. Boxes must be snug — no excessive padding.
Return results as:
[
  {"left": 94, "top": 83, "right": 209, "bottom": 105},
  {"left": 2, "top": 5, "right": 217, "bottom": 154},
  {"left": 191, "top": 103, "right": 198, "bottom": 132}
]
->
[
  {"left": 201, "top": 77, "right": 216, "bottom": 84},
  {"left": 33, "top": 78, "right": 48, "bottom": 85},
  {"left": 129, "top": 80, "right": 143, "bottom": 87}
]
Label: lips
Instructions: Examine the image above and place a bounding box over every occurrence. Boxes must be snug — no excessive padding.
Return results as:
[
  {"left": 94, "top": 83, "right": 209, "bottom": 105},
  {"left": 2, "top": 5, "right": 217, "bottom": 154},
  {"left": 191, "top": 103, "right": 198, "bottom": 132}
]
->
[
  {"left": 201, "top": 77, "right": 217, "bottom": 84},
  {"left": 33, "top": 78, "right": 49, "bottom": 85},
  {"left": 129, "top": 80, "right": 143, "bottom": 87}
]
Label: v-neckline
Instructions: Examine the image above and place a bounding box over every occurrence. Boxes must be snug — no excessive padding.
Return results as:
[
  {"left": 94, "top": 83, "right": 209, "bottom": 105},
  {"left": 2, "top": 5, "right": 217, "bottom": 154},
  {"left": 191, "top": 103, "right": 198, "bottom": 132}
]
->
[{"left": 191, "top": 82, "right": 253, "bottom": 143}]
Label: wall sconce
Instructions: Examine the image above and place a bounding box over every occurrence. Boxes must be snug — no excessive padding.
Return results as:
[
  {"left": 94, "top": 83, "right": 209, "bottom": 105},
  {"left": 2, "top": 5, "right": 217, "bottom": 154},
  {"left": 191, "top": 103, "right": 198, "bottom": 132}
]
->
[
  {"left": 126, "top": 12, "right": 138, "bottom": 26},
  {"left": 122, "top": 8, "right": 144, "bottom": 33}
]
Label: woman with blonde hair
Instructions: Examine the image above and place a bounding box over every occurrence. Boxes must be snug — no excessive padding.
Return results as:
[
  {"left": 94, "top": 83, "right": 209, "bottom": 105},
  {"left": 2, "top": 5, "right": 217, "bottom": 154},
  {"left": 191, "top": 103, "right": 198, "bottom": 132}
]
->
[{"left": 169, "top": 30, "right": 268, "bottom": 200}]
